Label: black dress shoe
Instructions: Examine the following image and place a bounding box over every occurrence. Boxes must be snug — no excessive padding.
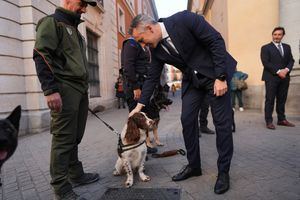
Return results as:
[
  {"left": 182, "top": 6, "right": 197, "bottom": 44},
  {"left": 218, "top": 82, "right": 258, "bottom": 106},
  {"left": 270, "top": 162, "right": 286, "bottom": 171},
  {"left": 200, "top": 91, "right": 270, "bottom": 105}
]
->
[
  {"left": 200, "top": 127, "right": 215, "bottom": 134},
  {"left": 172, "top": 165, "right": 202, "bottom": 181},
  {"left": 214, "top": 173, "right": 230, "bottom": 194}
]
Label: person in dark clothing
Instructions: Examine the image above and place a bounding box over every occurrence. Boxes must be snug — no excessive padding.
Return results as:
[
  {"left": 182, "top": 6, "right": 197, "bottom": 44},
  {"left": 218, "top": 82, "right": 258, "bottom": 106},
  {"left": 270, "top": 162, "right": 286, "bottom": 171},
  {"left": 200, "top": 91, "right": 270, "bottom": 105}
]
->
[
  {"left": 260, "top": 27, "right": 295, "bottom": 130},
  {"left": 128, "top": 12, "right": 237, "bottom": 194},
  {"left": 33, "top": 1, "right": 99, "bottom": 199},
  {"left": 115, "top": 77, "right": 126, "bottom": 109},
  {"left": 121, "top": 37, "right": 149, "bottom": 111},
  {"left": 121, "top": 37, "right": 157, "bottom": 154},
  {"left": 198, "top": 94, "right": 215, "bottom": 137}
]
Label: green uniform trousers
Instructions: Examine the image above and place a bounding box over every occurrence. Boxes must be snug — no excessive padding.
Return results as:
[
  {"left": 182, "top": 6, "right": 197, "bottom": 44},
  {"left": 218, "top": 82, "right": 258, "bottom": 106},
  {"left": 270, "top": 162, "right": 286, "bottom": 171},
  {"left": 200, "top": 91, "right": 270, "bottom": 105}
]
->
[{"left": 50, "top": 83, "right": 88, "bottom": 194}]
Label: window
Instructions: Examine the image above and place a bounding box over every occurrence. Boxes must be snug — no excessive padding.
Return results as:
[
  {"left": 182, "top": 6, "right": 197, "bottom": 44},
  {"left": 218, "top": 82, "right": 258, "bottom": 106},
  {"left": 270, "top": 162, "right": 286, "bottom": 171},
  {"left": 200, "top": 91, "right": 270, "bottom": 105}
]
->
[
  {"left": 143, "top": 2, "right": 148, "bottom": 15},
  {"left": 96, "top": 0, "right": 104, "bottom": 7},
  {"left": 87, "top": 30, "right": 100, "bottom": 97},
  {"left": 118, "top": 6, "right": 126, "bottom": 35},
  {"left": 125, "top": 0, "right": 135, "bottom": 13}
]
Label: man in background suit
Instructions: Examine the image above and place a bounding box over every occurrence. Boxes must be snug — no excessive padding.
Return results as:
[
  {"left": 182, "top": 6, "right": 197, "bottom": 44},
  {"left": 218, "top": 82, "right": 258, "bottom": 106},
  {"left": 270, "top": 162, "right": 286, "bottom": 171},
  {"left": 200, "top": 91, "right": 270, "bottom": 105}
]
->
[
  {"left": 128, "top": 11, "right": 237, "bottom": 194},
  {"left": 260, "top": 27, "right": 295, "bottom": 130}
]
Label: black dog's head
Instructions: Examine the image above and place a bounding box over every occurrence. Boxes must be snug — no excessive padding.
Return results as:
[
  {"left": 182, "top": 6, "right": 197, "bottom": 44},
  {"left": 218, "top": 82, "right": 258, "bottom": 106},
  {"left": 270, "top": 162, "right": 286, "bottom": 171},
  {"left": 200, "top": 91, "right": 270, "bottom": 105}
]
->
[
  {"left": 150, "top": 85, "right": 173, "bottom": 111},
  {"left": 0, "top": 105, "right": 21, "bottom": 169}
]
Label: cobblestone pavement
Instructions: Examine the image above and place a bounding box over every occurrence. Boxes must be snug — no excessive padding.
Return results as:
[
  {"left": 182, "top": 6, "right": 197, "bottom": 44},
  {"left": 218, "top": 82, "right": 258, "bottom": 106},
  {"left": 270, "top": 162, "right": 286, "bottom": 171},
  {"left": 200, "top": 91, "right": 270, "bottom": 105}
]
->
[{"left": 1, "top": 93, "right": 299, "bottom": 200}]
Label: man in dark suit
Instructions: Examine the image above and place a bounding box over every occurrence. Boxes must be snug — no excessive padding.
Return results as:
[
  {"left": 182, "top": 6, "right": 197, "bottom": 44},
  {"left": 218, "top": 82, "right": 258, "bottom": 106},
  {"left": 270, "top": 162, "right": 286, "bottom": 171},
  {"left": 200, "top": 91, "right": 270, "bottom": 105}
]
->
[
  {"left": 260, "top": 27, "right": 295, "bottom": 130},
  {"left": 128, "top": 11, "right": 237, "bottom": 194}
]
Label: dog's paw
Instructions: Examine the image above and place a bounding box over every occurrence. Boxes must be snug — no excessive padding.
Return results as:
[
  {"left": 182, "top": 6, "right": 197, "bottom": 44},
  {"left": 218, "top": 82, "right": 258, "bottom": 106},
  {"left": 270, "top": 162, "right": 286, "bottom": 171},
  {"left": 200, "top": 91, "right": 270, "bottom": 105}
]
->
[
  {"left": 140, "top": 174, "right": 151, "bottom": 182},
  {"left": 147, "top": 143, "right": 154, "bottom": 148},
  {"left": 155, "top": 141, "right": 164, "bottom": 146},
  {"left": 125, "top": 179, "right": 133, "bottom": 188},
  {"left": 113, "top": 169, "right": 120, "bottom": 176}
]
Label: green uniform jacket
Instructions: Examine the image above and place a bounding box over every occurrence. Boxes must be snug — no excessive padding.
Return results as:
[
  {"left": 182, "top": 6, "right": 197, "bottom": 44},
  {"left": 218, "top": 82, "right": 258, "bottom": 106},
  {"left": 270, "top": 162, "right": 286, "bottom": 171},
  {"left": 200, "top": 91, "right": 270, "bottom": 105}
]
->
[{"left": 33, "top": 7, "right": 89, "bottom": 96}]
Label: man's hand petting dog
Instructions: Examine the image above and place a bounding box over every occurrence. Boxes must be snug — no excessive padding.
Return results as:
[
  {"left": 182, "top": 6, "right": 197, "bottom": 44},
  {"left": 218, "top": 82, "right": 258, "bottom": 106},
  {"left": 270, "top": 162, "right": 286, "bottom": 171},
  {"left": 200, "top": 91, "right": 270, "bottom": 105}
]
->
[
  {"left": 0, "top": 105, "right": 21, "bottom": 186},
  {"left": 129, "top": 103, "right": 144, "bottom": 117}
]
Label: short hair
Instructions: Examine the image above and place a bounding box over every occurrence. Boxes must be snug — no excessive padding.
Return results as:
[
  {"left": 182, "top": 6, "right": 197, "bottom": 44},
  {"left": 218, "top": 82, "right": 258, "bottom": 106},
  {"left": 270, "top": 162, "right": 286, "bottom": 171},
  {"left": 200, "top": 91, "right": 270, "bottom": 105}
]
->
[
  {"left": 128, "top": 14, "right": 157, "bottom": 35},
  {"left": 272, "top": 27, "right": 285, "bottom": 35}
]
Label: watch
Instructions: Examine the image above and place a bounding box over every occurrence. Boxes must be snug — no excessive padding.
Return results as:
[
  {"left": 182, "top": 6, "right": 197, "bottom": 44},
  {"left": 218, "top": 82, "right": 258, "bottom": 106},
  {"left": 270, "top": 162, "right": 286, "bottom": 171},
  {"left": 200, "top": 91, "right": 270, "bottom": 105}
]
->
[{"left": 216, "top": 74, "right": 226, "bottom": 81}]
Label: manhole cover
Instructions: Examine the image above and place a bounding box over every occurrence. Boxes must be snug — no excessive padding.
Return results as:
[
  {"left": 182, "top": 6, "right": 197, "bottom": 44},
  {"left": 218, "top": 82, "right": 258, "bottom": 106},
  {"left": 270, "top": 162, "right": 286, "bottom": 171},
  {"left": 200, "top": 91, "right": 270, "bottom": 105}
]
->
[{"left": 99, "top": 188, "right": 181, "bottom": 200}]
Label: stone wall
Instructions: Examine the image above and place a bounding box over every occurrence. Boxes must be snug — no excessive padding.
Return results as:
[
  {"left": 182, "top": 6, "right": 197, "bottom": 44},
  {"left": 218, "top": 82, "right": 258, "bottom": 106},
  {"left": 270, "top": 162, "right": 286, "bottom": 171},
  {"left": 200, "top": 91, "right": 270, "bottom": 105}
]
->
[{"left": 0, "top": 0, "right": 119, "bottom": 135}]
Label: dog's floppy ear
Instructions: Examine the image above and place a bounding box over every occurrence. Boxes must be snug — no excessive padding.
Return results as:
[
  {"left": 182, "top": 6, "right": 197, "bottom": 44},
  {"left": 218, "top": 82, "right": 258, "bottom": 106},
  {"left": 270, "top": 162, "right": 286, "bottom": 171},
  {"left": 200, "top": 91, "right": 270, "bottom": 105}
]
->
[
  {"left": 6, "top": 105, "right": 21, "bottom": 131},
  {"left": 125, "top": 115, "right": 141, "bottom": 144}
]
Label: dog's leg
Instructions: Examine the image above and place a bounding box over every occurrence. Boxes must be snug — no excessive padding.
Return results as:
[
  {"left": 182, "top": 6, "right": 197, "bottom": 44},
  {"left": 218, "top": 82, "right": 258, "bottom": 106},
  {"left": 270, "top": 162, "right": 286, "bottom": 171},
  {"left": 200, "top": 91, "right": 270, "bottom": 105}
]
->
[
  {"left": 113, "top": 158, "right": 123, "bottom": 176},
  {"left": 123, "top": 159, "right": 134, "bottom": 188},
  {"left": 153, "top": 127, "right": 164, "bottom": 146},
  {"left": 138, "top": 152, "right": 150, "bottom": 182},
  {"left": 146, "top": 130, "right": 154, "bottom": 148}
]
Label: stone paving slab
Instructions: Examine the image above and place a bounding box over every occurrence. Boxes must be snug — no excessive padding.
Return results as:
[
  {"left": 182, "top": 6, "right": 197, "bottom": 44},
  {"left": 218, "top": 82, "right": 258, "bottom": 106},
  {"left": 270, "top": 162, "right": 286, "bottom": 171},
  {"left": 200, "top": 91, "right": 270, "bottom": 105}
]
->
[{"left": 1, "top": 93, "right": 299, "bottom": 200}]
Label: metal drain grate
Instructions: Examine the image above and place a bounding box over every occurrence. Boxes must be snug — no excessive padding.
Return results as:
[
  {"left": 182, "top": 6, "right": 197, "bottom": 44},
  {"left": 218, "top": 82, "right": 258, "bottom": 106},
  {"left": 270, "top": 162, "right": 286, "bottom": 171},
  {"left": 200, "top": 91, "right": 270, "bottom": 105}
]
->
[{"left": 99, "top": 188, "right": 181, "bottom": 200}]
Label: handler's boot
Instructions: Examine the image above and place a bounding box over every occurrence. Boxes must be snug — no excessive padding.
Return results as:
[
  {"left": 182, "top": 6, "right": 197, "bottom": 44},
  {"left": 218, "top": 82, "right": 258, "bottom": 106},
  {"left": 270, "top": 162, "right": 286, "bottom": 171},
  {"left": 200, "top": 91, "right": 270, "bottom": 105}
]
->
[{"left": 70, "top": 173, "right": 99, "bottom": 188}]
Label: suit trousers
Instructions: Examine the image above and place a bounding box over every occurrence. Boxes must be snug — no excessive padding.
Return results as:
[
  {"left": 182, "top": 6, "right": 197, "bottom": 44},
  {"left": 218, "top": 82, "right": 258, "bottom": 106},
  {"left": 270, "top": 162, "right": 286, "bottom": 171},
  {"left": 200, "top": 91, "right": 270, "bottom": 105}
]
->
[
  {"left": 50, "top": 83, "right": 88, "bottom": 195},
  {"left": 181, "top": 80, "right": 233, "bottom": 173},
  {"left": 264, "top": 76, "right": 290, "bottom": 123},
  {"left": 199, "top": 93, "right": 209, "bottom": 128}
]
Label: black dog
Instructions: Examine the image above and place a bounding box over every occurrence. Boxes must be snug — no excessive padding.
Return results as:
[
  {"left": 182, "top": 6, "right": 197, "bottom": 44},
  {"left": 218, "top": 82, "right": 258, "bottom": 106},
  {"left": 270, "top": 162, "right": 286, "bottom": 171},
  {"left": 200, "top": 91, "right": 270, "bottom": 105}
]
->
[
  {"left": 0, "top": 105, "right": 21, "bottom": 186},
  {"left": 145, "top": 85, "right": 172, "bottom": 147}
]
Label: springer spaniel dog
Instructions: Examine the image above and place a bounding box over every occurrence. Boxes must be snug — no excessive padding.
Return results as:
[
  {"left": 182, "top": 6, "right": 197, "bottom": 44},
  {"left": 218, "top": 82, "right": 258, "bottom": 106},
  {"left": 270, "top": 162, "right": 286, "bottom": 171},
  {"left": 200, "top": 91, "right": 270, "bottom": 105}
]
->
[{"left": 113, "top": 112, "right": 154, "bottom": 187}]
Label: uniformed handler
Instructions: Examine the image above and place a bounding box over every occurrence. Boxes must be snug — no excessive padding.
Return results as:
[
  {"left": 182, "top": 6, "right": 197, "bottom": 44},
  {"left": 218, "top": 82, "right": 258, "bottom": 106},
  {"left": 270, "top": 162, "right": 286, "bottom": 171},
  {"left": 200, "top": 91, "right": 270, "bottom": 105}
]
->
[
  {"left": 33, "top": 1, "right": 99, "bottom": 199},
  {"left": 121, "top": 37, "right": 158, "bottom": 154}
]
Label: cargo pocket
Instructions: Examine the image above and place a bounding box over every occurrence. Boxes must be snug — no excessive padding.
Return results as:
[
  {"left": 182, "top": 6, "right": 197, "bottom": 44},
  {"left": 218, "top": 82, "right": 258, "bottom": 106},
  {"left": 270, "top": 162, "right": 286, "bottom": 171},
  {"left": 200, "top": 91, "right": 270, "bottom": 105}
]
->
[{"left": 50, "top": 110, "right": 77, "bottom": 137}]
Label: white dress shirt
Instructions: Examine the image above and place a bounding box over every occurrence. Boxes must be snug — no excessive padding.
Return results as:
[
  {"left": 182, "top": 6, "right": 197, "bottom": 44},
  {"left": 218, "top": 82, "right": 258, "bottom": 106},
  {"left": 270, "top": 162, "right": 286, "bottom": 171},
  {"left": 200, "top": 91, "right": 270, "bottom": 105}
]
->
[
  {"left": 158, "top": 22, "right": 179, "bottom": 54},
  {"left": 272, "top": 41, "right": 284, "bottom": 56}
]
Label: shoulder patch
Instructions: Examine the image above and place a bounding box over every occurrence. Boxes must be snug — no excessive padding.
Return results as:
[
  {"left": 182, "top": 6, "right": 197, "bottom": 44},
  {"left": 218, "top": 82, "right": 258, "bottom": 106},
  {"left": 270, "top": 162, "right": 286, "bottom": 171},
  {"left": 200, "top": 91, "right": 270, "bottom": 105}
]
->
[
  {"left": 128, "top": 38, "right": 137, "bottom": 46},
  {"left": 66, "top": 27, "right": 72, "bottom": 35}
]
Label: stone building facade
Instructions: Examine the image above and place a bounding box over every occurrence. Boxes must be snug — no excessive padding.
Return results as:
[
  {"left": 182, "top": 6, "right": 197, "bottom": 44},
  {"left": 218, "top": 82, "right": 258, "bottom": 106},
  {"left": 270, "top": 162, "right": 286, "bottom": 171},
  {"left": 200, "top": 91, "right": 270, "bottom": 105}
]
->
[
  {"left": 0, "top": 0, "right": 157, "bottom": 135},
  {"left": 187, "top": 0, "right": 300, "bottom": 114},
  {"left": 115, "top": 0, "right": 158, "bottom": 70}
]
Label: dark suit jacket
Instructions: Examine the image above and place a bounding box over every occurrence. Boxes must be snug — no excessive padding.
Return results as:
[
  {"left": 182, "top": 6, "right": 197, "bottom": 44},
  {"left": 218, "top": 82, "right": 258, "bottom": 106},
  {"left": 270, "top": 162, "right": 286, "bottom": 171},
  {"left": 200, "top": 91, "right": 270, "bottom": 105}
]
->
[
  {"left": 139, "top": 10, "right": 237, "bottom": 105},
  {"left": 260, "top": 42, "right": 294, "bottom": 81}
]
